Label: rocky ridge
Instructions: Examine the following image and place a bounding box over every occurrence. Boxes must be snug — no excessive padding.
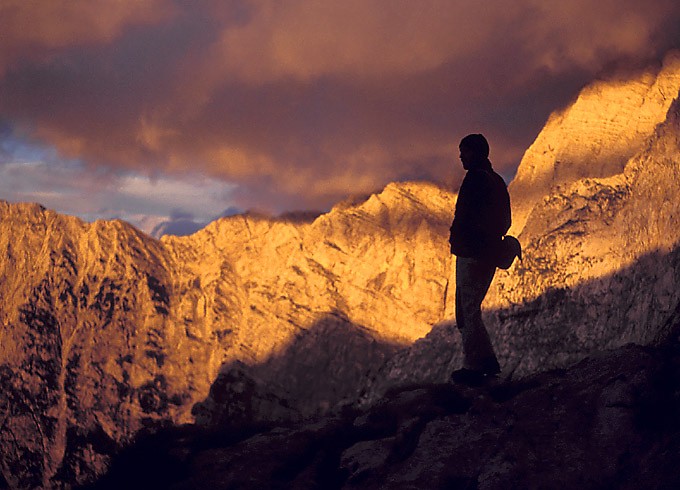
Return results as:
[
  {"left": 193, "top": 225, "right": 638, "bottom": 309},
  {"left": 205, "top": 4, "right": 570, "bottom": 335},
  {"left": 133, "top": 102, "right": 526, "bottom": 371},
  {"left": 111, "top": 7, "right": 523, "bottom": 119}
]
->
[
  {"left": 354, "top": 58, "right": 680, "bottom": 404},
  {"left": 0, "top": 181, "right": 457, "bottom": 487},
  {"left": 510, "top": 50, "right": 680, "bottom": 234},
  {"left": 1, "top": 53, "right": 680, "bottom": 487},
  {"left": 88, "top": 326, "right": 680, "bottom": 490}
]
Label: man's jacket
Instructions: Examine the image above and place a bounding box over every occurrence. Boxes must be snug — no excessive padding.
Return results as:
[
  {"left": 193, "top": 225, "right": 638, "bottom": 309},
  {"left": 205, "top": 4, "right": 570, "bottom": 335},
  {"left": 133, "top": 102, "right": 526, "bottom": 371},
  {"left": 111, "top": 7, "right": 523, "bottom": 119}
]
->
[{"left": 449, "top": 160, "right": 511, "bottom": 260}]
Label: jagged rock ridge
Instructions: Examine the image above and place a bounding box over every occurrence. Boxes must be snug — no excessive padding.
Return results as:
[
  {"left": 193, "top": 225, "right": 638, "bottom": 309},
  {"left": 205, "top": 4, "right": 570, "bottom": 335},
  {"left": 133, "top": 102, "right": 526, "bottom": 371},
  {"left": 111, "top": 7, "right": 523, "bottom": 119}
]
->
[
  {"left": 357, "top": 54, "right": 680, "bottom": 404},
  {"left": 1, "top": 51, "right": 680, "bottom": 487},
  {"left": 510, "top": 50, "right": 680, "bottom": 234},
  {"left": 0, "top": 182, "right": 455, "bottom": 488},
  {"left": 90, "top": 329, "right": 680, "bottom": 489}
]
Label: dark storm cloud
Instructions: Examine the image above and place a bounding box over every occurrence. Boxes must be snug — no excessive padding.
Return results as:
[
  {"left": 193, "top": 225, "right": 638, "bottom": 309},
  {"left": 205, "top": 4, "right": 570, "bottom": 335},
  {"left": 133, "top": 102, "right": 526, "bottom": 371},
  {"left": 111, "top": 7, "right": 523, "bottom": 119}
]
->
[{"left": 1, "top": 0, "right": 680, "bottom": 213}]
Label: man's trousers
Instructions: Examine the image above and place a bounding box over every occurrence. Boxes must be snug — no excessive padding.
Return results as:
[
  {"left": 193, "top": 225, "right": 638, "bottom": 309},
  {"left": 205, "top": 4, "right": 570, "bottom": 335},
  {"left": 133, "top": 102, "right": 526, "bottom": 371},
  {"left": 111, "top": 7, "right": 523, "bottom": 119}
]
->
[{"left": 455, "top": 256, "right": 500, "bottom": 373}]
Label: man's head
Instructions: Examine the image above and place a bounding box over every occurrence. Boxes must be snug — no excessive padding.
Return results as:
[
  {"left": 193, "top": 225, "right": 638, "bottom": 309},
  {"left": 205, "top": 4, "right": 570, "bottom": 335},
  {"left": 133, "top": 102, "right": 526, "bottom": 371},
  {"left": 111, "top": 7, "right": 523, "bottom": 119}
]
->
[{"left": 459, "top": 133, "right": 489, "bottom": 170}]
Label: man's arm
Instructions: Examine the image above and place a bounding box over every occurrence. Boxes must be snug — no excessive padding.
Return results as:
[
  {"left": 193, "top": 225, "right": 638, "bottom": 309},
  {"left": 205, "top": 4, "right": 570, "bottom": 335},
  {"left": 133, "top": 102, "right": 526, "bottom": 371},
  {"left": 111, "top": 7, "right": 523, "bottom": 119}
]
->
[{"left": 450, "top": 171, "right": 490, "bottom": 256}]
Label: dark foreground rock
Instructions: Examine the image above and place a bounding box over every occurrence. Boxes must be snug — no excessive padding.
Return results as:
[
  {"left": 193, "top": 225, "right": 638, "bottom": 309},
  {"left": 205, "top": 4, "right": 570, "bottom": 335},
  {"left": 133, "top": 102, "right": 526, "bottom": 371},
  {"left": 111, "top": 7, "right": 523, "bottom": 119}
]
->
[{"left": 86, "top": 336, "right": 680, "bottom": 490}]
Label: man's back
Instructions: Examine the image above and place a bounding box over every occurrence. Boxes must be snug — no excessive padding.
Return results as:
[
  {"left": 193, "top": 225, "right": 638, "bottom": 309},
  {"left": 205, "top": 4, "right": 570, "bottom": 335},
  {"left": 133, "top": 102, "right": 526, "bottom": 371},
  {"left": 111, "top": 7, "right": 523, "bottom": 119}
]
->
[{"left": 450, "top": 164, "right": 511, "bottom": 259}]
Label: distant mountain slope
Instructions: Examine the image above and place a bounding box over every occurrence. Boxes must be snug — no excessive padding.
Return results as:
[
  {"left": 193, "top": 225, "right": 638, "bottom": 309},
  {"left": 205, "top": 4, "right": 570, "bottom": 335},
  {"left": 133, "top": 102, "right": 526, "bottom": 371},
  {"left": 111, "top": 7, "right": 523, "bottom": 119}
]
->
[
  {"left": 510, "top": 50, "right": 680, "bottom": 234},
  {"left": 1, "top": 53, "right": 680, "bottom": 487},
  {"left": 0, "top": 182, "right": 456, "bottom": 487}
]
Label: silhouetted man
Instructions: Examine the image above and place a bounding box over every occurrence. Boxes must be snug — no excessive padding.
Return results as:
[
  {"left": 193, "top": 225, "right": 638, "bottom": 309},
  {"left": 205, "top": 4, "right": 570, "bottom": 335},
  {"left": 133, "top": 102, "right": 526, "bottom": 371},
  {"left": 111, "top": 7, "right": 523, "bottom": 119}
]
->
[{"left": 449, "top": 133, "right": 511, "bottom": 385}]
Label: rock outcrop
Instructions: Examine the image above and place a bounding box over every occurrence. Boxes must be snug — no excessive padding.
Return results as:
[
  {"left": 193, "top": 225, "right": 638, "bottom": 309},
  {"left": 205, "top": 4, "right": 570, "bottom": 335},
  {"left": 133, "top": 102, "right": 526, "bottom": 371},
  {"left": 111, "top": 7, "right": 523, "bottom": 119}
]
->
[
  {"left": 0, "top": 183, "right": 455, "bottom": 488},
  {"left": 0, "top": 208, "right": 219, "bottom": 488},
  {"left": 89, "top": 327, "right": 680, "bottom": 490},
  {"left": 358, "top": 59, "right": 680, "bottom": 404},
  {"left": 1, "top": 52, "right": 680, "bottom": 487},
  {"left": 509, "top": 50, "right": 680, "bottom": 234}
]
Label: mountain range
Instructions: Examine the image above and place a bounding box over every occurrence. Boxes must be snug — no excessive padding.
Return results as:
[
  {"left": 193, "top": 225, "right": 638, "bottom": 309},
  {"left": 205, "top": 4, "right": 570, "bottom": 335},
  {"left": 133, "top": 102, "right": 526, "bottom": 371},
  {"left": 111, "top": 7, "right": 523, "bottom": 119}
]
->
[{"left": 1, "top": 51, "right": 680, "bottom": 488}]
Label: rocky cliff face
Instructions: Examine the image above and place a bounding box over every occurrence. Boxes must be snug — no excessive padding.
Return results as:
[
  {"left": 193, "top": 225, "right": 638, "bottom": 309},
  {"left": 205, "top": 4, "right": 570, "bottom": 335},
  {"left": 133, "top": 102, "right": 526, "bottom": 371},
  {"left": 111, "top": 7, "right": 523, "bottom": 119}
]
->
[
  {"left": 0, "top": 183, "right": 455, "bottom": 488},
  {"left": 2, "top": 52, "right": 680, "bottom": 488},
  {"left": 87, "top": 329, "right": 680, "bottom": 490},
  {"left": 0, "top": 207, "right": 225, "bottom": 488},
  {"left": 509, "top": 50, "right": 680, "bottom": 234},
  {"left": 361, "top": 59, "right": 680, "bottom": 403}
]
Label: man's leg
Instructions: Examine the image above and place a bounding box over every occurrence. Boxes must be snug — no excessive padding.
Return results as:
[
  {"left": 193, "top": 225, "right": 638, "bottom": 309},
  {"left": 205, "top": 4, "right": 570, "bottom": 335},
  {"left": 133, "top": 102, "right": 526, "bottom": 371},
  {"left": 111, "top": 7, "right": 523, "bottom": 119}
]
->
[{"left": 455, "top": 256, "right": 500, "bottom": 374}]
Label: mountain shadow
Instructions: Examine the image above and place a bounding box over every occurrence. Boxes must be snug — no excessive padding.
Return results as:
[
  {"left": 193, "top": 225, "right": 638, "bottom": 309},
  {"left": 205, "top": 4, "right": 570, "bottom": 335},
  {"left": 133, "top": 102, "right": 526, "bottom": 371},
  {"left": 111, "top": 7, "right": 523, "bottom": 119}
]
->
[
  {"left": 75, "top": 245, "right": 680, "bottom": 488},
  {"left": 85, "top": 327, "right": 680, "bottom": 489},
  {"left": 83, "top": 313, "right": 402, "bottom": 489},
  {"left": 357, "top": 242, "right": 680, "bottom": 405},
  {"left": 192, "top": 311, "right": 402, "bottom": 429}
]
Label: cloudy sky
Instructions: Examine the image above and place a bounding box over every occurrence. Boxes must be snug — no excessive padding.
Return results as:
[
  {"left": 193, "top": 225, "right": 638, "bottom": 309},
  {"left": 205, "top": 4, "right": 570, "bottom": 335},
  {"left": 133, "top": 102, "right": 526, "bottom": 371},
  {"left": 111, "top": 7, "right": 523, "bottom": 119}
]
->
[{"left": 1, "top": 1, "right": 680, "bottom": 234}]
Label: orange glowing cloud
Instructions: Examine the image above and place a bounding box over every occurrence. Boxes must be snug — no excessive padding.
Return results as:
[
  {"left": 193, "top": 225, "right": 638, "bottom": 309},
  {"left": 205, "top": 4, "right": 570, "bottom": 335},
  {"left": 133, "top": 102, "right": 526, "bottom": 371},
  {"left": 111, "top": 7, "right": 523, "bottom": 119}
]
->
[
  {"left": 0, "top": 0, "right": 175, "bottom": 75},
  {"left": 206, "top": 0, "right": 677, "bottom": 83},
  {"left": 1, "top": 0, "right": 679, "bottom": 214}
]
